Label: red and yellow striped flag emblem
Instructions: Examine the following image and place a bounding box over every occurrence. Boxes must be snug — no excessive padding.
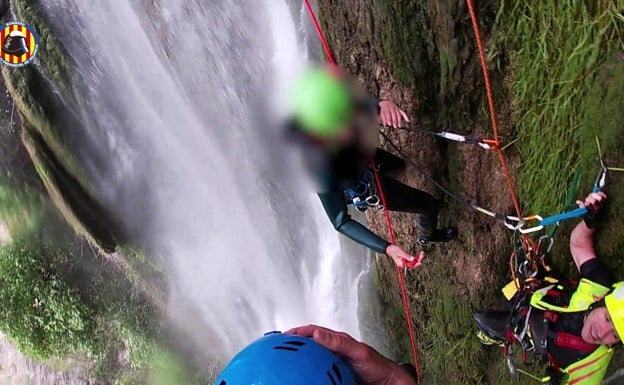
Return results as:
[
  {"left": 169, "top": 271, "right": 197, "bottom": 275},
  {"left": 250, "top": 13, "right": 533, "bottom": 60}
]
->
[{"left": 0, "top": 21, "right": 40, "bottom": 67}]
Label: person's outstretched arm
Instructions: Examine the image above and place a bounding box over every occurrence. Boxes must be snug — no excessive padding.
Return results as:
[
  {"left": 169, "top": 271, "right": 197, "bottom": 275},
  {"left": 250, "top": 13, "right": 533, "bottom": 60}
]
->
[
  {"left": 318, "top": 191, "right": 420, "bottom": 268},
  {"left": 570, "top": 191, "right": 606, "bottom": 272}
]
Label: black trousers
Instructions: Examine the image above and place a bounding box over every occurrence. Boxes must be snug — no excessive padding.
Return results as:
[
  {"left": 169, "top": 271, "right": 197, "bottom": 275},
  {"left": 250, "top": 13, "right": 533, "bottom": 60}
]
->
[
  {"left": 373, "top": 148, "right": 440, "bottom": 214},
  {"left": 372, "top": 148, "right": 440, "bottom": 235}
]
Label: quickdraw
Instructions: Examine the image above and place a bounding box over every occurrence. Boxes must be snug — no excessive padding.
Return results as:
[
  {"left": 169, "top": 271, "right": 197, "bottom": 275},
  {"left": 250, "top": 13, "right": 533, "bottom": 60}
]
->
[
  {"left": 395, "top": 126, "right": 499, "bottom": 150},
  {"left": 380, "top": 130, "right": 525, "bottom": 231},
  {"left": 517, "top": 166, "right": 607, "bottom": 234}
]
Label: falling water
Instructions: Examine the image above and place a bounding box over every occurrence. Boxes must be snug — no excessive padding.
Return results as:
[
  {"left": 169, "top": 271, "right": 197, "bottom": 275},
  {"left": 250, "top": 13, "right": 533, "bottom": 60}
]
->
[{"left": 34, "top": 0, "right": 374, "bottom": 362}]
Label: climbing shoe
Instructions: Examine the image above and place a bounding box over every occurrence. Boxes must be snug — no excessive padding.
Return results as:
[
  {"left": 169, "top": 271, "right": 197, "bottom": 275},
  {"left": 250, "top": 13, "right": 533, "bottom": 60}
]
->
[
  {"left": 476, "top": 330, "right": 505, "bottom": 347},
  {"left": 417, "top": 227, "right": 457, "bottom": 245},
  {"left": 473, "top": 310, "right": 509, "bottom": 346}
]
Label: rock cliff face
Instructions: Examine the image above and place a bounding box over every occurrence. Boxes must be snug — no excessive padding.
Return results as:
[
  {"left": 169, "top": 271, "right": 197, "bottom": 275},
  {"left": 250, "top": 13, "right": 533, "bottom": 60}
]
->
[
  {"left": 314, "top": 1, "right": 519, "bottom": 382},
  {"left": 312, "top": 2, "right": 514, "bottom": 289}
]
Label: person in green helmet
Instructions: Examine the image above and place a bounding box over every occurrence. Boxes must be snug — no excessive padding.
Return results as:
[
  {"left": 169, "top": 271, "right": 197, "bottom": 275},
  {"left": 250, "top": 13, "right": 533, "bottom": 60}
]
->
[
  {"left": 286, "top": 65, "right": 457, "bottom": 268},
  {"left": 474, "top": 191, "right": 623, "bottom": 385}
]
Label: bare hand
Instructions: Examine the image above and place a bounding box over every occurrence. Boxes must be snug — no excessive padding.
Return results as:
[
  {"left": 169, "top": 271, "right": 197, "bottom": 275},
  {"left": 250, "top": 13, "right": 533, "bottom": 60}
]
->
[
  {"left": 285, "top": 325, "right": 417, "bottom": 385},
  {"left": 576, "top": 191, "right": 607, "bottom": 209},
  {"left": 385, "top": 244, "right": 423, "bottom": 269},
  {"left": 378, "top": 100, "right": 410, "bottom": 128}
]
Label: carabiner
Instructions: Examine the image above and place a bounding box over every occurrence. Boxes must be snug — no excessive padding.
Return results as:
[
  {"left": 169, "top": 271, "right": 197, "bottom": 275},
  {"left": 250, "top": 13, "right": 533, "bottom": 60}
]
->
[
  {"left": 519, "top": 260, "right": 538, "bottom": 278},
  {"left": 593, "top": 166, "right": 607, "bottom": 192},
  {"left": 503, "top": 216, "right": 525, "bottom": 231},
  {"left": 479, "top": 139, "right": 500, "bottom": 150},
  {"left": 365, "top": 195, "right": 380, "bottom": 207},
  {"left": 517, "top": 215, "right": 544, "bottom": 234},
  {"left": 536, "top": 235, "right": 554, "bottom": 255}
]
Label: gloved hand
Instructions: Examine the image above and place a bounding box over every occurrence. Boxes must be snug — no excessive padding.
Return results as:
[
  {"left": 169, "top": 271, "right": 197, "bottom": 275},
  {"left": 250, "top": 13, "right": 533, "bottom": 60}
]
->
[{"left": 576, "top": 191, "right": 607, "bottom": 229}]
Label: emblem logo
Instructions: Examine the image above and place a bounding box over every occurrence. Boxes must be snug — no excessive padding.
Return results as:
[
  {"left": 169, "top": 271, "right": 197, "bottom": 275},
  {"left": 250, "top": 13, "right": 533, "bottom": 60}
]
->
[{"left": 0, "top": 22, "right": 39, "bottom": 67}]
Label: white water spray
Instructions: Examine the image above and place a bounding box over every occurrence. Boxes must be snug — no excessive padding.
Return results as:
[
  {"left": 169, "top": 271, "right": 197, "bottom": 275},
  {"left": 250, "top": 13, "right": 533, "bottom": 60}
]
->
[{"left": 36, "top": 0, "right": 371, "bottom": 359}]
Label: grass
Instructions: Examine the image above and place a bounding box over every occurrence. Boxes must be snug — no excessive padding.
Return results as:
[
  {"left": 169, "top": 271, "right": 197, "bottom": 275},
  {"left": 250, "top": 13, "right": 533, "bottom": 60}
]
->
[
  {"left": 419, "top": 284, "right": 490, "bottom": 385},
  {"left": 496, "top": 0, "right": 624, "bottom": 216}
]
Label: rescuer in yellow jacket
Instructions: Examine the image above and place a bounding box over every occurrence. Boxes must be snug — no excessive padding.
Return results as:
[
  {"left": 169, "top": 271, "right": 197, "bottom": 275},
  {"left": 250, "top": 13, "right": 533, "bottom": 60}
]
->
[{"left": 474, "top": 191, "right": 624, "bottom": 385}]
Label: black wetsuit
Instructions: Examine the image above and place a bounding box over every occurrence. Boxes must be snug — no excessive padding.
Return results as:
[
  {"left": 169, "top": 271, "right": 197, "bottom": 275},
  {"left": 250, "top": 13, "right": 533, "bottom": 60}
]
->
[{"left": 286, "top": 108, "right": 440, "bottom": 254}]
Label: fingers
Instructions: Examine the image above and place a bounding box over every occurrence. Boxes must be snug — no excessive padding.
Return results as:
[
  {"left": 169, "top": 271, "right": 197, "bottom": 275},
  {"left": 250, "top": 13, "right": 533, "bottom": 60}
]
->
[
  {"left": 403, "top": 250, "right": 425, "bottom": 270},
  {"left": 285, "top": 324, "right": 333, "bottom": 337},
  {"left": 399, "top": 109, "right": 410, "bottom": 123},
  {"left": 312, "top": 328, "right": 368, "bottom": 362},
  {"left": 393, "top": 108, "right": 401, "bottom": 128},
  {"left": 577, "top": 191, "right": 607, "bottom": 208},
  {"left": 380, "top": 108, "right": 399, "bottom": 128},
  {"left": 286, "top": 325, "right": 368, "bottom": 363},
  {"left": 388, "top": 245, "right": 421, "bottom": 269},
  {"left": 379, "top": 101, "right": 410, "bottom": 128}
]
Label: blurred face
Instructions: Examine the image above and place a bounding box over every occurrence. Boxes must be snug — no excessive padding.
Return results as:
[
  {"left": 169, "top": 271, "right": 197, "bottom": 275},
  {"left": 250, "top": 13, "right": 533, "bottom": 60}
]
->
[{"left": 581, "top": 307, "right": 621, "bottom": 345}]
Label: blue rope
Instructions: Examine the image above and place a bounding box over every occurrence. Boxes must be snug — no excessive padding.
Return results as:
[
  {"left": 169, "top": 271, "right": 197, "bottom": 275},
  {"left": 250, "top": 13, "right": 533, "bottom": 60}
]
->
[{"left": 538, "top": 168, "right": 606, "bottom": 227}]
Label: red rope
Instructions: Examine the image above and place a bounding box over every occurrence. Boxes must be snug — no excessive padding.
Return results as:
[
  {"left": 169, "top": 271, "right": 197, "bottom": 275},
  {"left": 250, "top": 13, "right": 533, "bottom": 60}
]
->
[
  {"left": 466, "top": 0, "right": 523, "bottom": 220},
  {"left": 303, "top": 0, "right": 336, "bottom": 65},
  {"left": 372, "top": 168, "right": 421, "bottom": 384},
  {"left": 302, "top": 1, "right": 421, "bottom": 383}
]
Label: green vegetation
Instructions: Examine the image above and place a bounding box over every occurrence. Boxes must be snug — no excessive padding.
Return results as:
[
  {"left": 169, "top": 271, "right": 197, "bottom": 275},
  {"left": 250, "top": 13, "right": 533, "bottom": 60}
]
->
[
  {"left": 0, "top": 223, "right": 163, "bottom": 379},
  {"left": 497, "top": 1, "right": 624, "bottom": 216},
  {"left": 320, "top": 0, "right": 624, "bottom": 384},
  {"left": 0, "top": 181, "right": 43, "bottom": 233},
  {"left": 0, "top": 235, "right": 92, "bottom": 359},
  {"left": 420, "top": 286, "right": 487, "bottom": 384},
  {"left": 0, "top": 168, "right": 165, "bottom": 382}
]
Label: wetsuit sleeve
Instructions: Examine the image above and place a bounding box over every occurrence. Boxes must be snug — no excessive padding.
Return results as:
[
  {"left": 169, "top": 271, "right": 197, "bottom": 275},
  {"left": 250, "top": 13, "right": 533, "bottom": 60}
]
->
[
  {"left": 318, "top": 191, "right": 391, "bottom": 254},
  {"left": 579, "top": 258, "right": 615, "bottom": 288}
]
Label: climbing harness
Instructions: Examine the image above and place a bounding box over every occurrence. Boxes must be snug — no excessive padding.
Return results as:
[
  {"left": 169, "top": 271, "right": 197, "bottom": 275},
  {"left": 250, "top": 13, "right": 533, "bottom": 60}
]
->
[
  {"left": 497, "top": 239, "right": 564, "bottom": 380},
  {"left": 394, "top": 126, "right": 499, "bottom": 150},
  {"left": 344, "top": 168, "right": 381, "bottom": 212}
]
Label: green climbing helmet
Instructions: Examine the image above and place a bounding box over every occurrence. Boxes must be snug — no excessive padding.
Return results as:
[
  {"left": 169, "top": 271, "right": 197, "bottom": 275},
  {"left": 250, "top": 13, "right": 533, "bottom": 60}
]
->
[{"left": 290, "top": 67, "right": 354, "bottom": 137}]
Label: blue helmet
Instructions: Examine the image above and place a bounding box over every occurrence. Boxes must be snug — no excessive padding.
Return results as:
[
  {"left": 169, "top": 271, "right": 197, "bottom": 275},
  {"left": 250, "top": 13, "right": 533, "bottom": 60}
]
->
[{"left": 214, "top": 331, "right": 358, "bottom": 385}]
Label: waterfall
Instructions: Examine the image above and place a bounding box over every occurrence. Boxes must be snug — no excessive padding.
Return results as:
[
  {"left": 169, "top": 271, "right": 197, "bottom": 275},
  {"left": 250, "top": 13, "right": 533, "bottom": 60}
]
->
[{"left": 35, "top": 0, "right": 373, "bottom": 359}]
